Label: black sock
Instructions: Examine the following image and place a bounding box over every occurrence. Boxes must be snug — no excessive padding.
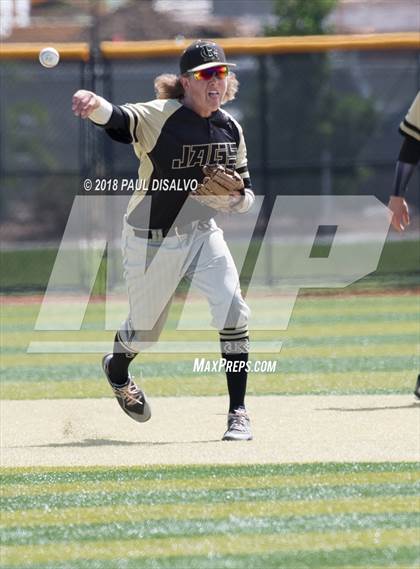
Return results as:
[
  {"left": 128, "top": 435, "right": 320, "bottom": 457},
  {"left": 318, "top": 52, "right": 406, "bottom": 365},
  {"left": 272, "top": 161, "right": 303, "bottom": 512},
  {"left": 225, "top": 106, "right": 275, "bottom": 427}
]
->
[
  {"left": 220, "top": 336, "right": 249, "bottom": 413},
  {"left": 108, "top": 333, "right": 138, "bottom": 385}
]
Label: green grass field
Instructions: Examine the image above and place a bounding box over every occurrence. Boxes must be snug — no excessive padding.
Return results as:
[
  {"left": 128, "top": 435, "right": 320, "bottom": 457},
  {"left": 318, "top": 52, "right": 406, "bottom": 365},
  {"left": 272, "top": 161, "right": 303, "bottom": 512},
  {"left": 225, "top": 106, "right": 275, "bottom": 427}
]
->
[
  {"left": 1, "top": 463, "right": 419, "bottom": 568},
  {"left": 1, "top": 290, "right": 418, "bottom": 399},
  {"left": 1, "top": 239, "right": 419, "bottom": 568}
]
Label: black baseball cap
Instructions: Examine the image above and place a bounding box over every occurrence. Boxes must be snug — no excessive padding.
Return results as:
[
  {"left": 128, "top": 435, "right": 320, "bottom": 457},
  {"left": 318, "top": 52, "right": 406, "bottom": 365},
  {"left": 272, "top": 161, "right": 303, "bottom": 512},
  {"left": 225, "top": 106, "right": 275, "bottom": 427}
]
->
[{"left": 179, "top": 40, "right": 236, "bottom": 74}]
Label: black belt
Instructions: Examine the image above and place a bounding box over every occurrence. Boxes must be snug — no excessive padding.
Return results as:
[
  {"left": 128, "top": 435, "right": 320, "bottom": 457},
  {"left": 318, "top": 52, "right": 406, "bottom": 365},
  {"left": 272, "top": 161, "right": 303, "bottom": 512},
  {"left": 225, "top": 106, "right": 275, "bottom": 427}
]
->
[{"left": 132, "top": 222, "right": 196, "bottom": 239}]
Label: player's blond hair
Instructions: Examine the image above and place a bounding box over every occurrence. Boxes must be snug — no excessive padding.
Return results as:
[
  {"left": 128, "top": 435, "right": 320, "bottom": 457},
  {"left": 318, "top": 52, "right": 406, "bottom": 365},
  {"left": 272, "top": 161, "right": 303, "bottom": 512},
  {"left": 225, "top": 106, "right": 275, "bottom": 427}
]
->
[{"left": 154, "top": 73, "right": 239, "bottom": 104}]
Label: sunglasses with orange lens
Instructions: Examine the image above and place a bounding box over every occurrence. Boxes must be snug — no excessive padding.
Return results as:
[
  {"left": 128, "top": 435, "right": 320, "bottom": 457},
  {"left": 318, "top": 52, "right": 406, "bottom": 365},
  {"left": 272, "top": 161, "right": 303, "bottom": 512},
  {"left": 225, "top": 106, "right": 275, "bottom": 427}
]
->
[{"left": 192, "top": 65, "right": 229, "bottom": 81}]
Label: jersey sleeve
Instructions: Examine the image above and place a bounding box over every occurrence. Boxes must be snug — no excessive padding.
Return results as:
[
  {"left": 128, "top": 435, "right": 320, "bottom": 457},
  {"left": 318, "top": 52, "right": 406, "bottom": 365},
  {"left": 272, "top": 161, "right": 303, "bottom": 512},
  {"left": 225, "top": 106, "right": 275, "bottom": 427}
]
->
[
  {"left": 229, "top": 116, "right": 252, "bottom": 191},
  {"left": 226, "top": 114, "right": 255, "bottom": 213},
  {"left": 398, "top": 136, "right": 420, "bottom": 164},
  {"left": 118, "top": 99, "right": 181, "bottom": 152},
  {"left": 103, "top": 105, "right": 133, "bottom": 144},
  {"left": 399, "top": 91, "right": 420, "bottom": 142}
]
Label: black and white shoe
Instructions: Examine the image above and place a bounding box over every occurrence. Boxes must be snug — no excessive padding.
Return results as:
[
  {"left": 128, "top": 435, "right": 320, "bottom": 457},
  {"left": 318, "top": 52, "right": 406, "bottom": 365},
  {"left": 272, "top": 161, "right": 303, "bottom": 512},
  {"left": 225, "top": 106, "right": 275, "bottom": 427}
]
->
[
  {"left": 414, "top": 374, "right": 420, "bottom": 401},
  {"left": 102, "top": 354, "right": 151, "bottom": 423},
  {"left": 222, "top": 409, "right": 253, "bottom": 441}
]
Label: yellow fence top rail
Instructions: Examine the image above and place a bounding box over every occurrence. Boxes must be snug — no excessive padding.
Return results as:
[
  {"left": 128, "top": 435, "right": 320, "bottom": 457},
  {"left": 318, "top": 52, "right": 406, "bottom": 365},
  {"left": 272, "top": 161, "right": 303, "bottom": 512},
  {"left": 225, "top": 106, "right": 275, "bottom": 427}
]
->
[
  {"left": 1, "top": 33, "right": 418, "bottom": 61},
  {"left": 101, "top": 33, "right": 420, "bottom": 59},
  {"left": 0, "top": 43, "right": 90, "bottom": 61}
]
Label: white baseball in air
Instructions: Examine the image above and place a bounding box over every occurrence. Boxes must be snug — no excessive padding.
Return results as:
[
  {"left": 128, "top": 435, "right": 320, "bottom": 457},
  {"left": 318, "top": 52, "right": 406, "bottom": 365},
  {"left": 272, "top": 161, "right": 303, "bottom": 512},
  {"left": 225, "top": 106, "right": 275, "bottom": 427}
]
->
[{"left": 39, "top": 47, "right": 60, "bottom": 68}]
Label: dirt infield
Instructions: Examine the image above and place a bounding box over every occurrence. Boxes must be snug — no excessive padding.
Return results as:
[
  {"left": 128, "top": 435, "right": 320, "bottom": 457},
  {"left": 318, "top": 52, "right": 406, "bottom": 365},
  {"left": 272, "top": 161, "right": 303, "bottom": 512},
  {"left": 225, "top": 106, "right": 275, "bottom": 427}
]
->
[{"left": 2, "top": 395, "right": 419, "bottom": 467}]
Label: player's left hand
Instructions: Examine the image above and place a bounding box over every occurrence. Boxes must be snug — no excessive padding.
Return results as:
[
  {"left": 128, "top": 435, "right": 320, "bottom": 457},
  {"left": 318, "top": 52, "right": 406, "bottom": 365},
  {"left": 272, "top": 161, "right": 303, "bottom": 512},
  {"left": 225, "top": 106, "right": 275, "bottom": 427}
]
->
[{"left": 388, "top": 196, "right": 410, "bottom": 232}]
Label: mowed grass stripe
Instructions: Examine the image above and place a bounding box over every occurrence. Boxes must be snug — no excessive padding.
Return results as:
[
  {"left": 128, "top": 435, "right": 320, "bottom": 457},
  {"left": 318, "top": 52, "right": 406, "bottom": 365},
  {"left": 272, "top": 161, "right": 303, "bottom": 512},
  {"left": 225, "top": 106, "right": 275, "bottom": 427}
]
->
[
  {"left": 2, "top": 291, "right": 418, "bottom": 339},
  {"left": 280, "top": 344, "right": 418, "bottom": 358},
  {"left": 2, "top": 528, "right": 418, "bottom": 565},
  {"left": 3, "top": 462, "right": 418, "bottom": 485},
  {"left": 3, "top": 308, "right": 419, "bottom": 348},
  {"left": 1, "top": 496, "right": 417, "bottom": 529},
  {"left": 3, "top": 321, "right": 418, "bottom": 345},
  {"left": 2, "top": 343, "right": 418, "bottom": 367},
  {"left": 3, "top": 293, "right": 417, "bottom": 311},
  {"left": 3, "top": 306, "right": 417, "bottom": 334},
  {"left": 2, "top": 513, "right": 418, "bottom": 546},
  {"left": 1, "top": 370, "right": 416, "bottom": 399},
  {"left": 2, "top": 471, "right": 419, "bottom": 499},
  {"left": 247, "top": 371, "right": 418, "bottom": 396},
  {"left": 1, "top": 356, "right": 418, "bottom": 384},
  {"left": 270, "top": 356, "right": 418, "bottom": 373},
  {"left": 10, "top": 547, "right": 419, "bottom": 569},
  {"left": 4, "top": 309, "right": 417, "bottom": 335},
  {"left": 279, "top": 312, "right": 419, "bottom": 324},
  {"left": 2, "top": 300, "right": 411, "bottom": 326},
  {"left": 285, "top": 333, "right": 419, "bottom": 347},
  {"left": 266, "top": 321, "right": 419, "bottom": 337},
  {"left": 2, "top": 483, "right": 419, "bottom": 512},
  {"left": 3, "top": 333, "right": 419, "bottom": 354},
  {"left": 147, "top": 305, "right": 419, "bottom": 324},
  {"left": 2, "top": 290, "right": 417, "bottom": 309},
  {"left": 293, "top": 303, "right": 419, "bottom": 315}
]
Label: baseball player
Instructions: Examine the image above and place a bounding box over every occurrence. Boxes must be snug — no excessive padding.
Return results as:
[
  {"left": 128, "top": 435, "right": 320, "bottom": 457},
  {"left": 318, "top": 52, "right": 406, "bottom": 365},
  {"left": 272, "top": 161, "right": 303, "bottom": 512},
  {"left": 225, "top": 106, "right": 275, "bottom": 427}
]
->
[
  {"left": 72, "top": 40, "right": 255, "bottom": 440},
  {"left": 387, "top": 90, "right": 420, "bottom": 399}
]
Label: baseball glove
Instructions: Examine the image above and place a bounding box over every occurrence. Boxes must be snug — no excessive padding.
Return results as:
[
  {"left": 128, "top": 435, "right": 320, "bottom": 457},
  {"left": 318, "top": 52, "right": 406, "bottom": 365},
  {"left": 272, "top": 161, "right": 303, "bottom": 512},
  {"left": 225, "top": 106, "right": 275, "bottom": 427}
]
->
[{"left": 191, "top": 165, "right": 244, "bottom": 212}]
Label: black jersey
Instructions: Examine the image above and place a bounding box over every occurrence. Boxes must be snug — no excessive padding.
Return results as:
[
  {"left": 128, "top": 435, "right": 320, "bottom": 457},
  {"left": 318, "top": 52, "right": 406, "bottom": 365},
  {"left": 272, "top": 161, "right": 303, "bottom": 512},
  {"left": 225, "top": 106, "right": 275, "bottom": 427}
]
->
[{"left": 102, "top": 98, "right": 252, "bottom": 229}]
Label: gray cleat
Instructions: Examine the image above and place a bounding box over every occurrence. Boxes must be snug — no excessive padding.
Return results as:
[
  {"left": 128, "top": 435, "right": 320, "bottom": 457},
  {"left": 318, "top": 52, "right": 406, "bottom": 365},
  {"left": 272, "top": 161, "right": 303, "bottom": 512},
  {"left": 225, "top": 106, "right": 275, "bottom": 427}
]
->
[
  {"left": 222, "top": 409, "right": 253, "bottom": 441},
  {"left": 102, "top": 354, "right": 151, "bottom": 423}
]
